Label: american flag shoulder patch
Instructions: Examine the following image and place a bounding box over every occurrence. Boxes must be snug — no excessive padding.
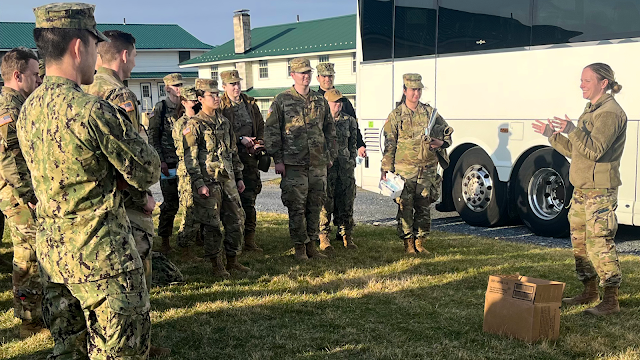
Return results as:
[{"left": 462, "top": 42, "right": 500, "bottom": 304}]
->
[
  {"left": 183, "top": 127, "right": 191, "bottom": 135},
  {"left": 119, "top": 100, "right": 135, "bottom": 112},
  {"left": 0, "top": 113, "right": 13, "bottom": 127}
]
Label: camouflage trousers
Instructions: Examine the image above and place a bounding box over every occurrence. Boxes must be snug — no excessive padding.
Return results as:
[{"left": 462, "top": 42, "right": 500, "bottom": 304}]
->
[
  {"left": 176, "top": 165, "right": 200, "bottom": 248},
  {"left": 128, "top": 208, "right": 154, "bottom": 289},
  {"left": 158, "top": 174, "right": 179, "bottom": 238},
  {"left": 5, "top": 204, "right": 42, "bottom": 323},
  {"left": 192, "top": 182, "right": 225, "bottom": 259},
  {"left": 240, "top": 158, "right": 262, "bottom": 236},
  {"left": 568, "top": 188, "right": 622, "bottom": 287},
  {"left": 320, "top": 163, "right": 356, "bottom": 237},
  {"left": 281, "top": 165, "right": 327, "bottom": 245},
  {"left": 220, "top": 177, "right": 245, "bottom": 256},
  {"left": 42, "top": 268, "right": 150, "bottom": 359},
  {"left": 395, "top": 168, "right": 441, "bottom": 240}
]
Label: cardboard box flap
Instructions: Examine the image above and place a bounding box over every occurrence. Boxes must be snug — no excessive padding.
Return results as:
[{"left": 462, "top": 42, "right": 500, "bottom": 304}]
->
[{"left": 520, "top": 276, "right": 565, "bottom": 304}]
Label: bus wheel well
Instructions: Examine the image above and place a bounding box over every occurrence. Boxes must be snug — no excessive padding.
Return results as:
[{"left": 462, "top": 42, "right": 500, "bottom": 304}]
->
[
  {"left": 506, "top": 145, "right": 548, "bottom": 220},
  {"left": 437, "top": 143, "right": 477, "bottom": 212}
]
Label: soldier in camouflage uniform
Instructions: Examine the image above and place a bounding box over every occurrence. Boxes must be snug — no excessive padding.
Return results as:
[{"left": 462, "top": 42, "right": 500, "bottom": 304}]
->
[
  {"left": 264, "top": 57, "right": 337, "bottom": 261},
  {"left": 82, "top": 30, "right": 170, "bottom": 356},
  {"left": 535, "top": 63, "right": 626, "bottom": 316},
  {"left": 319, "top": 89, "right": 358, "bottom": 252},
  {"left": 0, "top": 47, "right": 45, "bottom": 338},
  {"left": 19, "top": 4, "right": 160, "bottom": 358},
  {"left": 149, "top": 73, "right": 184, "bottom": 254},
  {"left": 173, "top": 86, "right": 203, "bottom": 257},
  {"left": 183, "top": 79, "right": 250, "bottom": 277},
  {"left": 220, "top": 69, "right": 265, "bottom": 252},
  {"left": 382, "top": 74, "right": 453, "bottom": 255}
]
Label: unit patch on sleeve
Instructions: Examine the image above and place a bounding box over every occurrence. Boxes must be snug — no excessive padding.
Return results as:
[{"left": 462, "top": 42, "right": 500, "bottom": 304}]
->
[
  {"left": 119, "top": 100, "right": 135, "bottom": 112},
  {"left": 0, "top": 113, "right": 13, "bottom": 127}
]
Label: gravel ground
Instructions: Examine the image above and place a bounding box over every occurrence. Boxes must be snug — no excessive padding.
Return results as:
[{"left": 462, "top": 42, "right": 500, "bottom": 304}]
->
[{"left": 151, "top": 169, "right": 640, "bottom": 255}]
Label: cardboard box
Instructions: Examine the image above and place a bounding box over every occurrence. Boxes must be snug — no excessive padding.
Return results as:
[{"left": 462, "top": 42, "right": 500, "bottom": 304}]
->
[{"left": 483, "top": 275, "right": 565, "bottom": 342}]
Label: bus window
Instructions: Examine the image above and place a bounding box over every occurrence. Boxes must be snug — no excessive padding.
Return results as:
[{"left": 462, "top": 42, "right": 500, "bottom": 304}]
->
[
  {"left": 437, "top": 0, "right": 532, "bottom": 55},
  {"left": 532, "top": 0, "right": 640, "bottom": 45},
  {"left": 394, "top": 0, "right": 438, "bottom": 58},
  {"left": 359, "top": 0, "right": 394, "bottom": 61}
]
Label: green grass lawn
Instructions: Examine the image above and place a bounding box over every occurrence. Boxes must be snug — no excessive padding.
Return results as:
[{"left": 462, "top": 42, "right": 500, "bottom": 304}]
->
[{"left": 0, "top": 211, "right": 639, "bottom": 359}]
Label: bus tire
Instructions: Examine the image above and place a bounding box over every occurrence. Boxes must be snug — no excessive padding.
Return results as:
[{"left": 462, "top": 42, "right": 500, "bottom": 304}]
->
[
  {"left": 452, "top": 146, "right": 508, "bottom": 227},
  {"left": 515, "top": 148, "right": 572, "bottom": 237}
]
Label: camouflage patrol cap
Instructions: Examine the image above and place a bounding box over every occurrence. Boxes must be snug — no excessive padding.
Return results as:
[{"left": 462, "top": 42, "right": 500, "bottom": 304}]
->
[
  {"left": 220, "top": 70, "right": 242, "bottom": 84},
  {"left": 195, "top": 78, "right": 219, "bottom": 94},
  {"left": 33, "top": 3, "right": 109, "bottom": 42},
  {"left": 181, "top": 86, "right": 197, "bottom": 101},
  {"left": 163, "top": 73, "right": 183, "bottom": 87},
  {"left": 324, "top": 88, "right": 343, "bottom": 102},
  {"left": 316, "top": 62, "right": 335, "bottom": 76},
  {"left": 403, "top": 73, "right": 424, "bottom": 89},
  {"left": 290, "top": 57, "right": 312, "bottom": 73},
  {"left": 38, "top": 59, "right": 45, "bottom": 77}
]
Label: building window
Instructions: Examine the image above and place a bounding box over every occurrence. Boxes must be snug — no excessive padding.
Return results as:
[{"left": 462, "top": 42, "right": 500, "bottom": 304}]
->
[
  {"left": 179, "top": 51, "right": 190, "bottom": 63},
  {"left": 259, "top": 99, "right": 271, "bottom": 118},
  {"left": 210, "top": 65, "right": 218, "bottom": 81},
  {"left": 287, "top": 58, "right": 293, "bottom": 76},
  {"left": 318, "top": 55, "right": 330, "bottom": 63},
  {"left": 142, "top": 85, "right": 150, "bottom": 98},
  {"left": 159, "top": 84, "right": 166, "bottom": 97},
  {"left": 352, "top": 53, "right": 356, "bottom": 73},
  {"left": 259, "top": 60, "right": 269, "bottom": 79}
]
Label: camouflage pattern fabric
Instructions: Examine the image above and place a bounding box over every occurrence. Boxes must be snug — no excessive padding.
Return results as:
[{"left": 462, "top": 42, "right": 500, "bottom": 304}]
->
[
  {"left": 281, "top": 165, "right": 327, "bottom": 245},
  {"left": 172, "top": 114, "right": 200, "bottom": 248},
  {"left": 151, "top": 251, "right": 184, "bottom": 286},
  {"left": 395, "top": 169, "right": 441, "bottom": 240},
  {"left": 381, "top": 102, "right": 452, "bottom": 179},
  {"left": 568, "top": 188, "right": 622, "bottom": 287},
  {"left": 33, "top": 3, "right": 109, "bottom": 42},
  {"left": 17, "top": 75, "right": 160, "bottom": 283},
  {"left": 320, "top": 112, "right": 358, "bottom": 237},
  {"left": 42, "top": 268, "right": 150, "bottom": 359},
  {"left": 264, "top": 86, "right": 337, "bottom": 167},
  {"left": 220, "top": 177, "right": 244, "bottom": 256}
]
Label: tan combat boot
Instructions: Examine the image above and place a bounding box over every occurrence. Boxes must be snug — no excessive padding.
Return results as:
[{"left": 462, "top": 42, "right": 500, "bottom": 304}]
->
[
  {"left": 319, "top": 233, "right": 333, "bottom": 252},
  {"left": 414, "top": 237, "right": 430, "bottom": 255},
  {"left": 160, "top": 237, "right": 172, "bottom": 255},
  {"left": 404, "top": 237, "right": 417, "bottom": 255},
  {"left": 294, "top": 244, "right": 308, "bottom": 261},
  {"left": 584, "top": 286, "right": 620, "bottom": 316},
  {"left": 149, "top": 344, "right": 171, "bottom": 358},
  {"left": 243, "top": 232, "right": 263, "bottom": 253},
  {"left": 342, "top": 234, "right": 358, "bottom": 250},
  {"left": 211, "top": 255, "right": 230, "bottom": 279},
  {"left": 19, "top": 320, "right": 48, "bottom": 339},
  {"left": 562, "top": 278, "right": 599, "bottom": 306},
  {"left": 226, "top": 255, "right": 251, "bottom": 273},
  {"left": 179, "top": 246, "right": 203, "bottom": 262},
  {"left": 306, "top": 241, "right": 328, "bottom": 259}
]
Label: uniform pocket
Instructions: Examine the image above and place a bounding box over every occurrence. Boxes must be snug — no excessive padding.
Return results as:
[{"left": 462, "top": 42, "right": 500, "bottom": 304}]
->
[{"left": 592, "top": 204, "right": 618, "bottom": 238}]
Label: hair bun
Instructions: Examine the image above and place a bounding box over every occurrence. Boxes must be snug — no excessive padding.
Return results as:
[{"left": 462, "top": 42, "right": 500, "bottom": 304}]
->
[{"left": 611, "top": 82, "right": 623, "bottom": 95}]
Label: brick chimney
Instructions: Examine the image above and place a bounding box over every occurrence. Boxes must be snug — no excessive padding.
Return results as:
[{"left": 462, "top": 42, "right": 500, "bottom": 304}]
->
[{"left": 233, "top": 9, "right": 251, "bottom": 54}]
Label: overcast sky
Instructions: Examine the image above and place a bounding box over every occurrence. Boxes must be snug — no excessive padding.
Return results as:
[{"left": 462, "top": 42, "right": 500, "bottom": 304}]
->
[{"left": 0, "top": 0, "right": 357, "bottom": 46}]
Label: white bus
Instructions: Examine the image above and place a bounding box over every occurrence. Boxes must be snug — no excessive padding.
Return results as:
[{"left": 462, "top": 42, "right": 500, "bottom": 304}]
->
[{"left": 355, "top": 0, "right": 640, "bottom": 237}]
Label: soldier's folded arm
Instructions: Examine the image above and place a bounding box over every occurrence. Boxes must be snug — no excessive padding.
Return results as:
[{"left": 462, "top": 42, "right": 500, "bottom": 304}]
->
[
  {"left": 182, "top": 123, "right": 205, "bottom": 190},
  {"left": 322, "top": 100, "right": 338, "bottom": 163},
  {"left": 567, "top": 111, "right": 624, "bottom": 161},
  {"left": 88, "top": 100, "right": 160, "bottom": 191},
  {"left": 147, "top": 102, "right": 165, "bottom": 162},
  {"left": 228, "top": 125, "right": 244, "bottom": 180},
  {"left": 549, "top": 133, "right": 573, "bottom": 158},
  {"left": 264, "top": 100, "right": 284, "bottom": 164},
  {"left": 381, "top": 114, "right": 398, "bottom": 173}
]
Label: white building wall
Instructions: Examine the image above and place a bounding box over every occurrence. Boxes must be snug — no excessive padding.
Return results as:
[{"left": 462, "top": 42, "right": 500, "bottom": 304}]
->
[{"left": 135, "top": 50, "right": 207, "bottom": 72}]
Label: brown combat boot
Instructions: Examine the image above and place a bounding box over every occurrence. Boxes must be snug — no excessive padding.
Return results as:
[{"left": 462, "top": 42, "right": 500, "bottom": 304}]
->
[
  {"left": 149, "top": 344, "right": 171, "bottom": 358},
  {"left": 342, "top": 234, "right": 358, "bottom": 250},
  {"left": 211, "top": 255, "right": 230, "bottom": 279},
  {"left": 179, "top": 246, "right": 203, "bottom": 262},
  {"left": 160, "top": 237, "right": 172, "bottom": 254},
  {"left": 243, "top": 232, "right": 263, "bottom": 253},
  {"left": 414, "top": 237, "right": 430, "bottom": 255},
  {"left": 306, "top": 241, "right": 328, "bottom": 259},
  {"left": 319, "top": 233, "right": 333, "bottom": 252},
  {"left": 584, "top": 286, "right": 620, "bottom": 316},
  {"left": 226, "top": 255, "right": 251, "bottom": 273},
  {"left": 562, "top": 278, "right": 599, "bottom": 306},
  {"left": 404, "top": 237, "right": 417, "bottom": 255},
  {"left": 294, "top": 244, "right": 308, "bottom": 261},
  {"left": 19, "top": 320, "right": 48, "bottom": 339}
]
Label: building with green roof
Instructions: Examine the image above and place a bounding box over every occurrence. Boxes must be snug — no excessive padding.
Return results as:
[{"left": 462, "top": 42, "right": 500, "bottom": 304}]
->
[{"left": 179, "top": 12, "right": 356, "bottom": 118}]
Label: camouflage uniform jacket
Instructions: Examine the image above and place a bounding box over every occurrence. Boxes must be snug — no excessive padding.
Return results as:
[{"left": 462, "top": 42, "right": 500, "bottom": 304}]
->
[
  {"left": 16, "top": 76, "right": 161, "bottom": 284},
  {"left": 0, "top": 87, "right": 36, "bottom": 208},
  {"left": 264, "top": 86, "right": 337, "bottom": 167},
  {"left": 182, "top": 110, "right": 244, "bottom": 190},
  {"left": 148, "top": 98, "right": 181, "bottom": 165},
  {"left": 220, "top": 92, "right": 265, "bottom": 150},
  {"left": 382, "top": 102, "right": 451, "bottom": 179},
  {"left": 334, "top": 111, "right": 358, "bottom": 169},
  {"left": 549, "top": 93, "right": 627, "bottom": 189},
  {"left": 82, "top": 67, "right": 148, "bottom": 213}
]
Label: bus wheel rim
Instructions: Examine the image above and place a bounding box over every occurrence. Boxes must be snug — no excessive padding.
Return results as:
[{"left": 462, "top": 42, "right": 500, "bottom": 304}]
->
[
  {"left": 462, "top": 165, "right": 493, "bottom": 213},
  {"left": 527, "top": 167, "right": 565, "bottom": 221}
]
